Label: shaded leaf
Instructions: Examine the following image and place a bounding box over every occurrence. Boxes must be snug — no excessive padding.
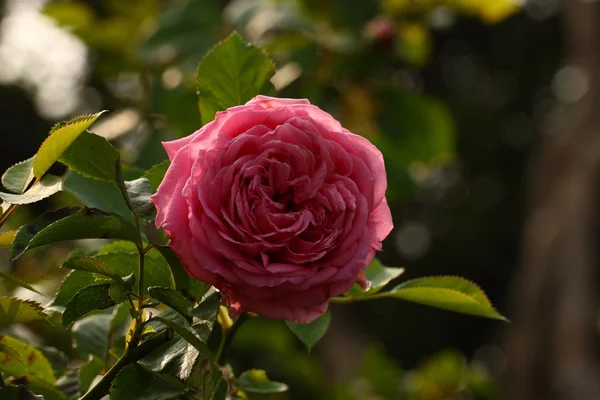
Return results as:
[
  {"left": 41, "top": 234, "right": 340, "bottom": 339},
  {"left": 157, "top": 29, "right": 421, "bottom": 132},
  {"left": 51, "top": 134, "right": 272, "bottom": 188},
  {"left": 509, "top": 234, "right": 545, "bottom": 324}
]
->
[
  {"left": 0, "top": 272, "right": 46, "bottom": 296},
  {"left": 143, "top": 160, "right": 169, "bottom": 191},
  {"left": 239, "top": 369, "right": 288, "bottom": 394},
  {"left": 0, "top": 336, "right": 55, "bottom": 384},
  {"left": 186, "top": 358, "right": 225, "bottom": 400},
  {"left": 285, "top": 311, "right": 331, "bottom": 350},
  {"left": 33, "top": 112, "right": 106, "bottom": 179},
  {"left": 150, "top": 316, "right": 213, "bottom": 362},
  {"left": 62, "top": 283, "right": 116, "bottom": 327},
  {"left": 23, "top": 376, "right": 67, "bottom": 400},
  {"left": 79, "top": 356, "right": 103, "bottom": 395},
  {"left": 188, "top": 290, "right": 220, "bottom": 328},
  {"left": 72, "top": 314, "right": 112, "bottom": 358},
  {"left": 148, "top": 287, "right": 192, "bottom": 320},
  {"left": 155, "top": 245, "right": 210, "bottom": 302},
  {"left": 0, "top": 175, "right": 63, "bottom": 205},
  {"left": 11, "top": 207, "right": 137, "bottom": 263},
  {"left": 0, "top": 385, "right": 44, "bottom": 400},
  {"left": 59, "top": 131, "right": 119, "bottom": 183},
  {"left": 125, "top": 178, "right": 155, "bottom": 216},
  {"left": 62, "top": 256, "right": 125, "bottom": 285},
  {"left": 390, "top": 276, "right": 508, "bottom": 321},
  {"left": 52, "top": 270, "right": 97, "bottom": 308},
  {"left": 0, "top": 297, "right": 47, "bottom": 325},
  {"left": 2, "top": 157, "right": 34, "bottom": 194},
  {"left": 63, "top": 171, "right": 131, "bottom": 219},
  {"left": 109, "top": 363, "right": 187, "bottom": 400},
  {"left": 197, "top": 31, "right": 276, "bottom": 125}
]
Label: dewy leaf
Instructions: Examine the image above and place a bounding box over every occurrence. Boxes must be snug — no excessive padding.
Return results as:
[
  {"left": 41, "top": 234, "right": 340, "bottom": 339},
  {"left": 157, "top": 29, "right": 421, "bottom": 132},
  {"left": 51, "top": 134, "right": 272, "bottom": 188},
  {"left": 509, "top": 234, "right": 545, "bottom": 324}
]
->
[
  {"left": 239, "top": 369, "right": 288, "bottom": 394},
  {"left": 196, "top": 31, "right": 276, "bottom": 125},
  {"left": 148, "top": 286, "right": 193, "bottom": 320},
  {"left": 286, "top": 311, "right": 331, "bottom": 351},
  {"left": 143, "top": 160, "right": 169, "bottom": 191},
  {"left": 390, "top": 276, "right": 508, "bottom": 321},
  {"left": 110, "top": 363, "right": 187, "bottom": 400},
  {"left": 62, "top": 283, "right": 116, "bottom": 327},
  {"left": 72, "top": 314, "right": 112, "bottom": 359},
  {"left": 62, "top": 256, "right": 125, "bottom": 285},
  {"left": 59, "top": 131, "right": 119, "bottom": 183},
  {"left": 2, "top": 157, "right": 34, "bottom": 194},
  {"left": 0, "top": 297, "right": 48, "bottom": 325},
  {"left": 0, "top": 272, "right": 46, "bottom": 296},
  {"left": 345, "top": 258, "right": 405, "bottom": 297},
  {"left": 0, "top": 335, "right": 55, "bottom": 384},
  {"left": 52, "top": 270, "right": 97, "bottom": 308},
  {"left": 33, "top": 111, "right": 106, "bottom": 179},
  {"left": 0, "top": 174, "right": 63, "bottom": 205},
  {"left": 125, "top": 178, "right": 155, "bottom": 216},
  {"left": 11, "top": 207, "right": 137, "bottom": 263}
]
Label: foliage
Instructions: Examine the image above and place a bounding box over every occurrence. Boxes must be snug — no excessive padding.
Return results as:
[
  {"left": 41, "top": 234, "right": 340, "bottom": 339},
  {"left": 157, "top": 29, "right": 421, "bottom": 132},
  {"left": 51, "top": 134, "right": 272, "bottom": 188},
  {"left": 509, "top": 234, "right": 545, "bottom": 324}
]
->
[{"left": 0, "top": 1, "right": 519, "bottom": 399}]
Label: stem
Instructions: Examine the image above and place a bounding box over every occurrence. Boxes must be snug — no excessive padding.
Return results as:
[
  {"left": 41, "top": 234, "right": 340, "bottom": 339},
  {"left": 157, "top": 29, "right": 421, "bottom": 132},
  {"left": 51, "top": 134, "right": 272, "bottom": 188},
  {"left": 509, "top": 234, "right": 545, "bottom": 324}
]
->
[
  {"left": 0, "top": 204, "right": 18, "bottom": 228},
  {"left": 216, "top": 313, "right": 248, "bottom": 366},
  {"left": 80, "top": 329, "right": 173, "bottom": 400},
  {"left": 329, "top": 294, "right": 389, "bottom": 304}
]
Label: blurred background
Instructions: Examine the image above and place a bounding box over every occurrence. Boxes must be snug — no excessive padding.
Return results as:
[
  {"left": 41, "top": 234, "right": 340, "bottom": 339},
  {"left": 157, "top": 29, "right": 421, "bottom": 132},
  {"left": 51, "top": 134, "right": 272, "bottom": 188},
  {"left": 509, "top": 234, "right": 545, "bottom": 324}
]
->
[{"left": 1, "top": 0, "right": 599, "bottom": 399}]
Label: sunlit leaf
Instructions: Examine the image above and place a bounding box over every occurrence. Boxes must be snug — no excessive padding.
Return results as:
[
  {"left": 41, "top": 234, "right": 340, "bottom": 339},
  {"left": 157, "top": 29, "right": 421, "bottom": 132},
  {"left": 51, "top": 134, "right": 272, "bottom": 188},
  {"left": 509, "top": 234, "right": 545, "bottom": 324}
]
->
[
  {"left": 0, "top": 175, "right": 63, "bottom": 205},
  {"left": 239, "top": 369, "right": 288, "bottom": 394},
  {"left": 0, "top": 335, "right": 55, "bottom": 384},
  {"left": 0, "top": 297, "right": 48, "bottom": 325},
  {"left": 197, "top": 31, "right": 276, "bottom": 125},
  {"left": 33, "top": 111, "right": 106, "bottom": 179},
  {"left": 0, "top": 230, "right": 16, "bottom": 247},
  {"left": 345, "top": 258, "right": 404, "bottom": 297},
  {"left": 2, "top": 157, "right": 34, "bottom": 194},
  {"left": 286, "top": 311, "right": 331, "bottom": 350},
  {"left": 390, "top": 276, "right": 508, "bottom": 321},
  {"left": 59, "top": 131, "right": 119, "bottom": 183}
]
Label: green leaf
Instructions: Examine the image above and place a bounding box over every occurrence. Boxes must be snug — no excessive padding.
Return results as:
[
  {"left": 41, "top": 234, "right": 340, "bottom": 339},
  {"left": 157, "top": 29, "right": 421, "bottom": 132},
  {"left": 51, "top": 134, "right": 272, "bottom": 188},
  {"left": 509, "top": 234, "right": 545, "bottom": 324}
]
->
[
  {"left": 143, "top": 160, "right": 169, "bottom": 191},
  {"left": 0, "top": 297, "right": 47, "bottom": 325},
  {"left": 79, "top": 356, "right": 103, "bottom": 395},
  {"left": 188, "top": 291, "right": 220, "bottom": 326},
  {"left": 148, "top": 287, "right": 192, "bottom": 320},
  {"left": 196, "top": 31, "right": 276, "bottom": 125},
  {"left": 0, "top": 174, "right": 62, "bottom": 205},
  {"left": 62, "top": 283, "right": 116, "bottom": 327},
  {"left": 0, "top": 336, "right": 55, "bottom": 384},
  {"left": 24, "top": 376, "right": 67, "bottom": 400},
  {"left": 155, "top": 245, "right": 210, "bottom": 302},
  {"left": 52, "top": 270, "right": 97, "bottom": 308},
  {"left": 239, "top": 369, "right": 288, "bottom": 394},
  {"left": 110, "top": 363, "right": 187, "bottom": 400},
  {"left": 11, "top": 207, "right": 137, "bottom": 263},
  {"left": 72, "top": 314, "right": 112, "bottom": 358},
  {"left": 345, "top": 259, "right": 405, "bottom": 297},
  {"left": 150, "top": 316, "right": 213, "bottom": 362},
  {"left": 0, "top": 342, "right": 23, "bottom": 362},
  {"left": 59, "top": 131, "right": 119, "bottom": 183},
  {"left": 0, "top": 272, "right": 45, "bottom": 296},
  {"left": 390, "top": 276, "right": 508, "bottom": 321},
  {"left": 63, "top": 171, "right": 131, "bottom": 219},
  {"left": 0, "top": 230, "right": 15, "bottom": 247},
  {"left": 2, "top": 157, "right": 34, "bottom": 194},
  {"left": 33, "top": 111, "right": 106, "bottom": 179},
  {"left": 62, "top": 256, "right": 125, "bottom": 285},
  {"left": 125, "top": 178, "right": 155, "bottom": 216},
  {"left": 0, "top": 385, "right": 44, "bottom": 400},
  {"left": 186, "top": 358, "right": 225, "bottom": 400},
  {"left": 286, "top": 311, "right": 331, "bottom": 351}
]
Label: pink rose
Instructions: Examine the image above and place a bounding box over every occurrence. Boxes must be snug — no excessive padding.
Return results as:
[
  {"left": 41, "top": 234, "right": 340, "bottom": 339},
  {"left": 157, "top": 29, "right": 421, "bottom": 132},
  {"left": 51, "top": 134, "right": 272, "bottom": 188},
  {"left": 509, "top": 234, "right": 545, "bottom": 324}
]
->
[{"left": 151, "top": 96, "right": 393, "bottom": 323}]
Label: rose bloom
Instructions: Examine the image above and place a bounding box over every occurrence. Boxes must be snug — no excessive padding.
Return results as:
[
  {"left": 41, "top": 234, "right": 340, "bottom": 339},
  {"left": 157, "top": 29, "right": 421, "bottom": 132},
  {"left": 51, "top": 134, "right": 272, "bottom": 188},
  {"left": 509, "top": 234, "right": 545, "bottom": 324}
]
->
[{"left": 152, "top": 96, "right": 393, "bottom": 323}]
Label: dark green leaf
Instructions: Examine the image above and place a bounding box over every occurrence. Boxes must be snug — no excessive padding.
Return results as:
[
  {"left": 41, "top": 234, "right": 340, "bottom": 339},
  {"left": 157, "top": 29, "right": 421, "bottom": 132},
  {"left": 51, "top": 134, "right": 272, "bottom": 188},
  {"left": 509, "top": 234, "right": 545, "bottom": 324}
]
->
[
  {"left": 286, "top": 311, "right": 331, "bottom": 350},
  {"left": 24, "top": 376, "right": 67, "bottom": 400},
  {"left": 125, "top": 178, "right": 155, "bottom": 216},
  {"left": 186, "top": 358, "right": 225, "bottom": 400},
  {"left": 79, "top": 356, "right": 103, "bottom": 395},
  {"left": 143, "top": 160, "right": 169, "bottom": 191},
  {"left": 148, "top": 287, "right": 192, "bottom": 320},
  {"left": 239, "top": 369, "right": 288, "bottom": 394},
  {"left": 109, "top": 364, "right": 187, "bottom": 400},
  {"left": 62, "top": 256, "right": 125, "bottom": 285},
  {"left": 59, "top": 131, "right": 119, "bottom": 183},
  {"left": 52, "top": 270, "right": 97, "bottom": 308},
  {"left": 0, "top": 336, "right": 55, "bottom": 384},
  {"left": 155, "top": 245, "right": 210, "bottom": 302},
  {"left": 38, "top": 347, "right": 69, "bottom": 378},
  {"left": 11, "top": 207, "right": 137, "bottom": 263},
  {"left": 345, "top": 259, "right": 404, "bottom": 297},
  {"left": 62, "top": 171, "right": 131, "bottom": 219},
  {"left": 72, "top": 314, "right": 112, "bottom": 358},
  {"left": 0, "top": 385, "right": 43, "bottom": 400},
  {"left": 2, "top": 157, "right": 34, "bottom": 194},
  {"left": 188, "top": 290, "right": 220, "bottom": 328},
  {"left": 0, "top": 297, "right": 48, "bottom": 325},
  {"left": 0, "top": 174, "right": 62, "bottom": 205},
  {"left": 150, "top": 316, "right": 213, "bottom": 362},
  {"left": 62, "top": 283, "right": 116, "bottom": 327},
  {"left": 390, "top": 276, "right": 508, "bottom": 321},
  {"left": 196, "top": 31, "right": 276, "bottom": 125},
  {"left": 0, "top": 272, "right": 46, "bottom": 296}
]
